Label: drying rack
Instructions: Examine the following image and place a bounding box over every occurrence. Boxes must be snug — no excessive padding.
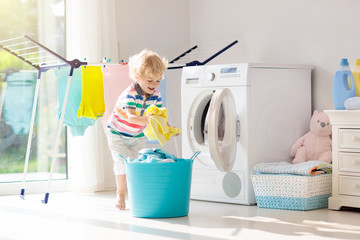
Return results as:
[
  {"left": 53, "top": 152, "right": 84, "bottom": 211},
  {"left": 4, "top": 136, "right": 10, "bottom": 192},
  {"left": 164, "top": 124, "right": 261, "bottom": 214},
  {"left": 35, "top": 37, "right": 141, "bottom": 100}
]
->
[
  {"left": 0, "top": 35, "right": 87, "bottom": 204},
  {"left": 167, "top": 40, "right": 238, "bottom": 69},
  {"left": 0, "top": 35, "right": 238, "bottom": 204}
]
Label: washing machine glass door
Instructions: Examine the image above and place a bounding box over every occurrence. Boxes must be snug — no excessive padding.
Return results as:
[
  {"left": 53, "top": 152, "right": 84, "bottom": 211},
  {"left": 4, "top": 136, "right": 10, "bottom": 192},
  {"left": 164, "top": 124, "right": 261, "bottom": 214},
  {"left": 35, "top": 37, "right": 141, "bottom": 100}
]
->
[
  {"left": 187, "top": 90, "right": 215, "bottom": 166},
  {"left": 207, "top": 88, "right": 237, "bottom": 172}
]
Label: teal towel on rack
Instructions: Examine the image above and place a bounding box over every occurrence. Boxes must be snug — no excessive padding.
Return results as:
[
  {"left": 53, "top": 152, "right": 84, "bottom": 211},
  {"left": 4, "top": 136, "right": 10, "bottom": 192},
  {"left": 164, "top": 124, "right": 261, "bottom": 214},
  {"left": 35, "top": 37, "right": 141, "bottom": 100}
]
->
[
  {"left": 56, "top": 66, "right": 95, "bottom": 136},
  {"left": 3, "top": 71, "right": 37, "bottom": 135}
]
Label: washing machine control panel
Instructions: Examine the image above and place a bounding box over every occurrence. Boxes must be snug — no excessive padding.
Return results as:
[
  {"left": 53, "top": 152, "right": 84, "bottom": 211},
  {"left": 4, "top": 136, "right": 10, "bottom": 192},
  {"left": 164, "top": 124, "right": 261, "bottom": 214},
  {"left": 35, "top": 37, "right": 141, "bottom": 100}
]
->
[
  {"left": 207, "top": 68, "right": 241, "bottom": 81},
  {"left": 220, "top": 67, "right": 241, "bottom": 78},
  {"left": 220, "top": 67, "right": 237, "bottom": 73},
  {"left": 203, "top": 64, "right": 249, "bottom": 86},
  {"left": 182, "top": 64, "right": 249, "bottom": 87},
  {"left": 207, "top": 72, "right": 215, "bottom": 81}
]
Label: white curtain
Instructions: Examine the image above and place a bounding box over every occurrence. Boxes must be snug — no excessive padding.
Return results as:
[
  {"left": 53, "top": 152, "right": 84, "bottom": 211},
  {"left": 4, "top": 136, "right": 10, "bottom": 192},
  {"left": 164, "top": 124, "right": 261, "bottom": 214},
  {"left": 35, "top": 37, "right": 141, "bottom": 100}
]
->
[{"left": 65, "top": 0, "right": 118, "bottom": 192}]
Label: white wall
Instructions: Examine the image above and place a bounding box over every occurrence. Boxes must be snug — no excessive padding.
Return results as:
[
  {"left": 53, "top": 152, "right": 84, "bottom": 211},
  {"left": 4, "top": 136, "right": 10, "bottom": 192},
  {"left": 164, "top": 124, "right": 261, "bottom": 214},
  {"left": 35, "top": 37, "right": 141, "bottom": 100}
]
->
[
  {"left": 189, "top": 0, "right": 360, "bottom": 111},
  {"left": 115, "top": 0, "right": 360, "bottom": 118},
  {"left": 115, "top": 0, "right": 190, "bottom": 62}
]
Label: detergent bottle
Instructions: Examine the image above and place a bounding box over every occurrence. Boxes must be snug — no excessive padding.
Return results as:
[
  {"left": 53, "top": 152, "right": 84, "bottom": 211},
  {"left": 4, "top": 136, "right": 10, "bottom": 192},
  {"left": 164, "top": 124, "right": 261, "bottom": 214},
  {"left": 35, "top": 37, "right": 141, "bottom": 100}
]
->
[
  {"left": 352, "top": 59, "right": 360, "bottom": 96},
  {"left": 333, "top": 58, "right": 356, "bottom": 110}
]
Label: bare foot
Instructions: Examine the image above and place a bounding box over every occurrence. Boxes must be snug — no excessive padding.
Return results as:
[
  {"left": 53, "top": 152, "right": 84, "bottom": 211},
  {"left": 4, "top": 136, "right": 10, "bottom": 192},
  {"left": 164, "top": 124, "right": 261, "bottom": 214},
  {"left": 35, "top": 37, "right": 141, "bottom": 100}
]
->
[{"left": 115, "top": 193, "right": 126, "bottom": 210}]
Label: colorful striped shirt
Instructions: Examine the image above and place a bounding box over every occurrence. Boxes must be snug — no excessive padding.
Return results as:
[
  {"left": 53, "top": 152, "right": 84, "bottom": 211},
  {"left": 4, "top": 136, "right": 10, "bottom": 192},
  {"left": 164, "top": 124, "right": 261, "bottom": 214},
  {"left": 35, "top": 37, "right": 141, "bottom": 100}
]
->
[{"left": 107, "top": 82, "right": 162, "bottom": 137}]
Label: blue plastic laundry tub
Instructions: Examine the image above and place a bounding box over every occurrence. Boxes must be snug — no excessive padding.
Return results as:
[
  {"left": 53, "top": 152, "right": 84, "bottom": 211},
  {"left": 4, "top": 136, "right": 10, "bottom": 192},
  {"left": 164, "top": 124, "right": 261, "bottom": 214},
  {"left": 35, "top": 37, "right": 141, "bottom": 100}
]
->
[{"left": 126, "top": 152, "right": 199, "bottom": 218}]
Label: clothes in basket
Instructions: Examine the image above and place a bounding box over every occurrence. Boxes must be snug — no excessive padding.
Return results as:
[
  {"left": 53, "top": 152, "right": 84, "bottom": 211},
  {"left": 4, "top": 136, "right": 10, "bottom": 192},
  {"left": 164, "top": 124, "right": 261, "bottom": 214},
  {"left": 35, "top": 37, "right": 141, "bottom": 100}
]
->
[
  {"left": 128, "top": 148, "right": 178, "bottom": 163},
  {"left": 251, "top": 161, "right": 332, "bottom": 210}
]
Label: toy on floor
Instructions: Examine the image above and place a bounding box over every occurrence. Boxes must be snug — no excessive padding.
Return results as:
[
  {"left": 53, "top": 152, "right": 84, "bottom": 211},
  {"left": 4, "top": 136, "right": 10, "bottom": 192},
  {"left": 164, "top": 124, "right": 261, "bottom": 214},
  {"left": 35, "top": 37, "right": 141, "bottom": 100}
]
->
[{"left": 290, "top": 110, "right": 332, "bottom": 164}]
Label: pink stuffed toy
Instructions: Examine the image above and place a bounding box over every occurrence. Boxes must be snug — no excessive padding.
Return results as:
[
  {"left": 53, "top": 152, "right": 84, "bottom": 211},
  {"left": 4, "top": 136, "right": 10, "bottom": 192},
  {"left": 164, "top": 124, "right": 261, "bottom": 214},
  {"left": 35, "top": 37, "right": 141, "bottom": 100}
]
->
[{"left": 290, "top": 110, "right": 332, "bottom": 164}]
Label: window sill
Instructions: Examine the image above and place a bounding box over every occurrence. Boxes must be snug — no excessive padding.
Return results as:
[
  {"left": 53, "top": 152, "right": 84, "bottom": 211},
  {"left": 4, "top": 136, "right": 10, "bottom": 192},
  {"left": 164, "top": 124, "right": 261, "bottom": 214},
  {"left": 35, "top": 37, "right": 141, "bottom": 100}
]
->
[{"left": 0, "top": 178, "right": 68, "bottom": 196}]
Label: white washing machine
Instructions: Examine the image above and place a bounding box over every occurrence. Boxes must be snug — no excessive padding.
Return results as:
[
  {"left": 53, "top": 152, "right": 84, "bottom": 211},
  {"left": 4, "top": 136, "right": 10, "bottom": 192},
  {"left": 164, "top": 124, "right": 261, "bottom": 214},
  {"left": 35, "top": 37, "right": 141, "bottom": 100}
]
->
[{"left": 181, "top": 63, "right": 312, "bottom": 205}]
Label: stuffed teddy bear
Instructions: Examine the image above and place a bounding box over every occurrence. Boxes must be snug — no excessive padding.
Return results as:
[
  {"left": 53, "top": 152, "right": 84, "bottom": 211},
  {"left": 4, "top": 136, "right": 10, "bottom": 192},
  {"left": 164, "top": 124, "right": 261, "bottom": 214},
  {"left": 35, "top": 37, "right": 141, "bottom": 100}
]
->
[{"left": 290, "top": 110, "right": 332, "bottom": 164}]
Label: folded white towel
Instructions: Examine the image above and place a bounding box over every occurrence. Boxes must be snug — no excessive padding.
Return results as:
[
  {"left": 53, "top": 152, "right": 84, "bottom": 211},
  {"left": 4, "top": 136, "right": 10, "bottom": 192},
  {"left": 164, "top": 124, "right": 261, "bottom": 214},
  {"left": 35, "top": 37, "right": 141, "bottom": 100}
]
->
[{"left": 253, "top": 161, "right": 332, "bottom": 176}]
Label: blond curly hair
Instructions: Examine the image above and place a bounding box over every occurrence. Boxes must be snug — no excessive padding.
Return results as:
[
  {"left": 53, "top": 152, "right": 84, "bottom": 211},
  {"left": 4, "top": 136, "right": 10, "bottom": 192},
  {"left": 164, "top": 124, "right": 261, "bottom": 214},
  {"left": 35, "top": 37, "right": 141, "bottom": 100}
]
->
[{"left": 128, "top": 49, "right": 168, "bottom": 81}]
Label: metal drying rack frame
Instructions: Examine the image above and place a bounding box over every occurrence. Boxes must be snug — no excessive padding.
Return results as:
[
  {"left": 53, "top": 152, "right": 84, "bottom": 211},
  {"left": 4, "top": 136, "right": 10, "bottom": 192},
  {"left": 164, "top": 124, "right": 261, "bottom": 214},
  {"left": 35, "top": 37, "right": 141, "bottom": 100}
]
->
[
  {"left": 0, "top": 35, "right": 87, "bottom": 204},
  {"left": 167, "top": 40, "right": 238, "bottom": 69}
]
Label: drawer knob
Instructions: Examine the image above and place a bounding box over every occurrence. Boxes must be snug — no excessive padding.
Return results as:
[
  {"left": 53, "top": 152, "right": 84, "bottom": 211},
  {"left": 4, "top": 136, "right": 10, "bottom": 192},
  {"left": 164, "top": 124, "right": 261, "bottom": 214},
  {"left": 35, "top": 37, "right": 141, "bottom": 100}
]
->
[
  {"left": 352, "top": 183, "right": 360, "bottom": 190},
  {"left": 352, "top": 136, "right": 360, "bottom": 142}
]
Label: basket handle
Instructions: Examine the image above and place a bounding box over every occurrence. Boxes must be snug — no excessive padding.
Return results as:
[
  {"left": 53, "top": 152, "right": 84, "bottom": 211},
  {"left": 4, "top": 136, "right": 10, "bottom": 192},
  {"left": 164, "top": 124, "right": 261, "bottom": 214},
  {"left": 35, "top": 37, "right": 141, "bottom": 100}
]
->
[
  {"left": 118, "top": 154, "right": 129, "bottom": 163},
  {"left": 190, "top": 151, "right": 201, "bottom": 162}
]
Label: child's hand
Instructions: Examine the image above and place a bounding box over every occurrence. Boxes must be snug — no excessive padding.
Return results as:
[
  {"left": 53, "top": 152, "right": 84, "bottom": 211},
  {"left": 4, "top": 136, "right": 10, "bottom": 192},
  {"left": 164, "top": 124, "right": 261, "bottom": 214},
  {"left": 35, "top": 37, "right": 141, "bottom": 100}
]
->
[
  {"left": 146, "top": 113, "right": 154, "bottom": 123},
  {"left": 168, "top": 123, "right": 180, "bottom": 136}
]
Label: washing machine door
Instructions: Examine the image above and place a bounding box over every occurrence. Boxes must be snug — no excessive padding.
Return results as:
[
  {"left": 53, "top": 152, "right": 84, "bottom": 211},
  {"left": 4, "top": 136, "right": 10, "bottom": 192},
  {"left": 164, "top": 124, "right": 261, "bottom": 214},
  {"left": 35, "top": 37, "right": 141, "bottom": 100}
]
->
[
  {"left": 187, "top": 88, "right": 238, "bottom": 172},
  {"left": 207, "top": 88, "right": 237, "bottom": 172}
]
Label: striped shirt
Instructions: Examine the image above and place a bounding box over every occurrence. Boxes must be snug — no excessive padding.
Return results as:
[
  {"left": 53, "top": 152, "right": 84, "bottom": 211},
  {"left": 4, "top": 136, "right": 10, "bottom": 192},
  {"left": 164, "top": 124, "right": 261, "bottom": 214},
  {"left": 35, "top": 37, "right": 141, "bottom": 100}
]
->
[{"left": 107, "top": 82, "right": 162, "bottom": 137}]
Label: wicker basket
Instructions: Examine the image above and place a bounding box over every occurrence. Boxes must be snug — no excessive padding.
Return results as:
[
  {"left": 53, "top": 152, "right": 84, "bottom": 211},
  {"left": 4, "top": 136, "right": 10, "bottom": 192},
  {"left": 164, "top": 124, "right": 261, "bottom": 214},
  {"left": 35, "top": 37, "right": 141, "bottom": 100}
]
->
[{"left": 251, "top": 173, "right": 332, "bottom": 210}]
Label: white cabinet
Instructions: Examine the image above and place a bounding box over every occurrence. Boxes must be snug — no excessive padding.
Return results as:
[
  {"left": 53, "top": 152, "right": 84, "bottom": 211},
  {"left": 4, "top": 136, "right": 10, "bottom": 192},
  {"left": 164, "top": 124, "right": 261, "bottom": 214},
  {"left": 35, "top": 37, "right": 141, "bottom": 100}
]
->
[{"left": 325, "top": 110, "right": 360, "bottom": 210}]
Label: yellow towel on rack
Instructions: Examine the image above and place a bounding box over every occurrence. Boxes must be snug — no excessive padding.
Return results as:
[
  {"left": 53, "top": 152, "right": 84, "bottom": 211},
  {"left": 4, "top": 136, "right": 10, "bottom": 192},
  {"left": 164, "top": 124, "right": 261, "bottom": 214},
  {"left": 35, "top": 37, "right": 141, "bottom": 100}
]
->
[
  {"left": 144, "top": 105, "right": 181, "bottom": 146},
  {"left": 77, "top": 66, "right": 105, "bottom": 119}
]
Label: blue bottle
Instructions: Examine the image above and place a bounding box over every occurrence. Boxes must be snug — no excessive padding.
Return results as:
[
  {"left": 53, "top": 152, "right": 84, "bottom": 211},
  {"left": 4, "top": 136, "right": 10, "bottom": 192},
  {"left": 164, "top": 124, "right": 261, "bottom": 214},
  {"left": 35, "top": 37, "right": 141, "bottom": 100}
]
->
[{"left": 333, "top": 58, "right": 356, "bottom": 110}]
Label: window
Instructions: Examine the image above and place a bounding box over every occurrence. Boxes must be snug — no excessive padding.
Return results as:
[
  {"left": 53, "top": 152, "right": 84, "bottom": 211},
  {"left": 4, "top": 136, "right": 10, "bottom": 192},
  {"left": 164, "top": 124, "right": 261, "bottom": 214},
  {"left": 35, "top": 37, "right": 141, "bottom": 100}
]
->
[{"left": 0, "top": 0, "right": 67, "bottom": 194}]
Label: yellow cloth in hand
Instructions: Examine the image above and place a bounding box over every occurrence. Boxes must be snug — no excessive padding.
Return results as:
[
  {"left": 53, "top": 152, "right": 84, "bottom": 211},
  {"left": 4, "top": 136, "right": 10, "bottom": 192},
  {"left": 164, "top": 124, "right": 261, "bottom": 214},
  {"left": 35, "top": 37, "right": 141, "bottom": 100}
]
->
[{"left": 144, "top": 105, "right": 181, "bottom": 146}]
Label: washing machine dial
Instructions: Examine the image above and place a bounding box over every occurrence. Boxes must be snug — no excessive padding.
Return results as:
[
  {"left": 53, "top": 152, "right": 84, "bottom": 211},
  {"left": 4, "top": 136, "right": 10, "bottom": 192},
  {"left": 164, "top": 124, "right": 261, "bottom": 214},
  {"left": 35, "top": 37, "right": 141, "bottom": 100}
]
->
[{"left": 207, "top": 72, "right": 215, "bottom": 81}]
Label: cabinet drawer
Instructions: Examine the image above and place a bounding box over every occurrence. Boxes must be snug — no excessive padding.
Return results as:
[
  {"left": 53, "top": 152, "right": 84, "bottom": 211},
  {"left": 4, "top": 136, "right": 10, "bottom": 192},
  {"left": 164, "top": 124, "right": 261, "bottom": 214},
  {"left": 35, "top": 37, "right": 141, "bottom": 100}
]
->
[
  {"left": 339, "top": 129, "right": 360, "bottom": 149},
  {"left": 339, "top": 152, "right": 360, "bottom": 173},
  {"left": 339, "top": 176, "right": 360, "bottom": 196}
]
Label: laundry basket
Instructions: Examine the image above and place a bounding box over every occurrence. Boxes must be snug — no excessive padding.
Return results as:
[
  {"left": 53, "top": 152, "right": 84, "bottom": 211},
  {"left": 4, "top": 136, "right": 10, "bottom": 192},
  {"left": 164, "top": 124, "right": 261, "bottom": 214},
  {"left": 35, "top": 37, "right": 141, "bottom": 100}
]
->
[
  {"left": 251, "top": 173, "right": 332, "bottom": 210},
  {"left": 126, "top": 151, "right": 200, "bottom": 218}
]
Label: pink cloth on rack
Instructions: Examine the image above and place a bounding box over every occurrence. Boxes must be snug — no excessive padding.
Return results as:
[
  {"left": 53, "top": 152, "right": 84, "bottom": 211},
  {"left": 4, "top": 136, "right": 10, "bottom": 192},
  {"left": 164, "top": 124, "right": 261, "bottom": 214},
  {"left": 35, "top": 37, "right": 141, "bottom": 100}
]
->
[{"left": 101, "top": 64, "right": 132, "bottom": 131}]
